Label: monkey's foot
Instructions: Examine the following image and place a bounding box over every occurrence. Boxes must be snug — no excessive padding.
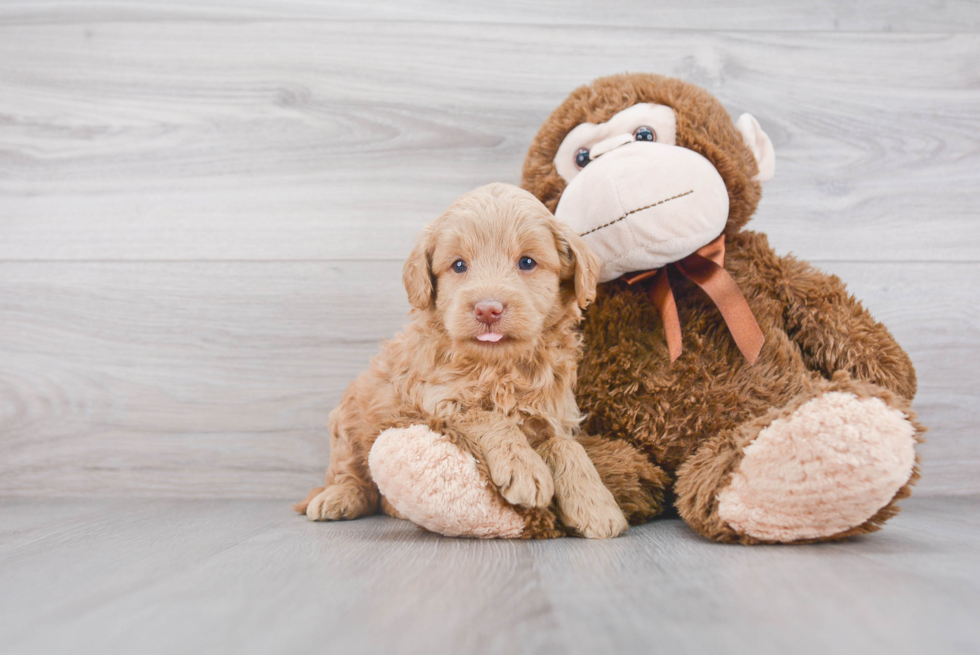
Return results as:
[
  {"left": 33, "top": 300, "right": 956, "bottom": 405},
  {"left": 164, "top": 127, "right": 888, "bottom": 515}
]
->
[
  {"left": 716, "top": 390, "right": 917, "bottom": 542},
  {"left": 368, "top": 425, "right": 525, "bottom": 539}
]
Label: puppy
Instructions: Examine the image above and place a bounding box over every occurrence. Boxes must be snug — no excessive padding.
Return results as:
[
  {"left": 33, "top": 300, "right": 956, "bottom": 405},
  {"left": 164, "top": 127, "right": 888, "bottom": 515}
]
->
[{"left": 295, "top": 183, "right": 628, "bottom": 538}]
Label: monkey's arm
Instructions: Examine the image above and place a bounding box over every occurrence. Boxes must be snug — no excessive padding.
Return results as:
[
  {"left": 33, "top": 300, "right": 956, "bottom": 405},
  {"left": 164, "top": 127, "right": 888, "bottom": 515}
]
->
[{"left": 776, "top": 254, "right": 917, "bottom": 400}]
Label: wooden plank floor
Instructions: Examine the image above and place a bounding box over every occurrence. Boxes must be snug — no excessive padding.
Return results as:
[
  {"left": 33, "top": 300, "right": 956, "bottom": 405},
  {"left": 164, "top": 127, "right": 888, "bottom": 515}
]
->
[{"left": 0, "top": 496, "right": 977, "bottom": 655}]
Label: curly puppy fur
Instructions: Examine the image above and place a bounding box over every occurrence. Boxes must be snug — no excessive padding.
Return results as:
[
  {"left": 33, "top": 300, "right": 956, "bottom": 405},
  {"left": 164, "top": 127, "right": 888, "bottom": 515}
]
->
[
  {"left": 296, "top": 183, "right": 629, "bottom": 538},
  {"left": 518, "top": 73, "right": 923, "bottom": 543}
]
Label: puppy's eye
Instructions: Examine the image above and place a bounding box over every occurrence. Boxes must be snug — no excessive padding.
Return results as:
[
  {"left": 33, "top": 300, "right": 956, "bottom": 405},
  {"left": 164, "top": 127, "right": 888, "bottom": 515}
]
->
[
  {"left": 633, "top": 126, "right": 657, "bottom": 142},
  {"left": 452, "top": 259, "right": 467, "bottom": 273},
  {"left": 574, "top": 148, "right": 590, "bottom": 169},
  {"left": 518, "top": 256, "right": 536, "bottom": 271}
]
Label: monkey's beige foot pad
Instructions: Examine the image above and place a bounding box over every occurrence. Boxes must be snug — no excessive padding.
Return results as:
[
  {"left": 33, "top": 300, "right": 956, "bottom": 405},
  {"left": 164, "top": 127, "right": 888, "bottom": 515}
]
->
[
  {"left": 717, "top": 392, "right": 917, "bottom": 542},
  {"left": 369, "top": 425, "right": 525, "bottom": 538}
]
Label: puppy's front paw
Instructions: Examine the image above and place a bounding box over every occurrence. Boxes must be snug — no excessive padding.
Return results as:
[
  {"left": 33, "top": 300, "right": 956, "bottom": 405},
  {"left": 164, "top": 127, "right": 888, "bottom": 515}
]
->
[
  {"left": 558, "top": 485, "right": 629, "bottom": 539},
  {"left": 306, "top": 484, "right": 371, "bottom": 521},
  {"left": 490, "top": 450, "right": 554, "bottom": 509},
  {"left": 568, "top": 500, "right": 629, "bottom": 539}
]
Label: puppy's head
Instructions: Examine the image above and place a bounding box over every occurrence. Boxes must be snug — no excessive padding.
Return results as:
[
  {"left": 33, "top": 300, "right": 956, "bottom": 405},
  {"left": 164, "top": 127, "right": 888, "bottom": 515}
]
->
[{"left": 403, "top": 183, "right": 599, "bottom": 358}]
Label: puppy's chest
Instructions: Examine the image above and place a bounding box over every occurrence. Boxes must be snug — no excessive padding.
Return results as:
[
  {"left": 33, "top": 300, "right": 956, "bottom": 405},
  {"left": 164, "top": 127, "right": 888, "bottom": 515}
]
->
[{"left": 415, "top": 376, "right": 569, "bottom": 424}]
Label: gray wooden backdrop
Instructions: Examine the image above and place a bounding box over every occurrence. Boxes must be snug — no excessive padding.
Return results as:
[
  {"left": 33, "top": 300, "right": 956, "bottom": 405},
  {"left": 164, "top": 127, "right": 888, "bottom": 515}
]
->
[{"left": 1, "top": 1, "right": 978, "bottom": 499}]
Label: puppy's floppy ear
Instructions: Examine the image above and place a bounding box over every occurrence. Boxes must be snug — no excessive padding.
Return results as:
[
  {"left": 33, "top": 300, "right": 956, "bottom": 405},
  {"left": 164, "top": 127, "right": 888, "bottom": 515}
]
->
[
  {"left": 403, "top": 228, "right": 436, "bottom": 310},
  {"left": 552, "top": 219, "right": 600, "bottom": 309}
]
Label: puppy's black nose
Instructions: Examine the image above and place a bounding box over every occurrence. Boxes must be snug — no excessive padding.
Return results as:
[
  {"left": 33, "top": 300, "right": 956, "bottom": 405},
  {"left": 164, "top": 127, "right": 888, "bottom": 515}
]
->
[{"left": 474, "top": 300, "right": 504, "bottom": 325}]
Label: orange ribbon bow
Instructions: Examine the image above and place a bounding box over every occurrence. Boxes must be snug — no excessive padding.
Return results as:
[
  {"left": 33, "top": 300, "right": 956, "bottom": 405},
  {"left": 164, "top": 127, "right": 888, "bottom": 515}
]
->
[{"left": 620, "top": 234, "right": 765, "bottom": 364}]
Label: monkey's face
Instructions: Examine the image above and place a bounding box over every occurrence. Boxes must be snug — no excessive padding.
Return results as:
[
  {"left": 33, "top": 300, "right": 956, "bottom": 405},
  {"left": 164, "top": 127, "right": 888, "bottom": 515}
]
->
[
  {"left": 551, "top": 103, "right": 772, "bottom": 283},
  {"left": 521, "top": 74, "right": 775, "bottom": 283}
]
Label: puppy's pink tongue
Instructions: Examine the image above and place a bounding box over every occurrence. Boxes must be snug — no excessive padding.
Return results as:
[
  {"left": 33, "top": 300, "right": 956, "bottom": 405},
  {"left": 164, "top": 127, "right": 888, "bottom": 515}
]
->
[{"left": 477, "top": 332, "right": 504, "bottom": 343}]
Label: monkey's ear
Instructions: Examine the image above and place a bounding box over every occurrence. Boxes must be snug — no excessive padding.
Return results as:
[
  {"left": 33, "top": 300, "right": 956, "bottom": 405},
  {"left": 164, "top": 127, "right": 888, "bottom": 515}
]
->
[
  {"left": 403, "top": 229, "right": 435, "bottom": 310},
  {"left": 553, "top": 219, "right": 600, "bottom": 309},
  {"left": 736, "top": 113, "right": 775, "bottom": 183}
]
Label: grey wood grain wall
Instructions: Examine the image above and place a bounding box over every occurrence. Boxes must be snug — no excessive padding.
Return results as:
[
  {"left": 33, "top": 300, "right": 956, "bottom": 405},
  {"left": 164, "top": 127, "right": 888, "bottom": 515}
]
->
[{"left": 1, "top": 1, "right": 978, "bottom": 498}]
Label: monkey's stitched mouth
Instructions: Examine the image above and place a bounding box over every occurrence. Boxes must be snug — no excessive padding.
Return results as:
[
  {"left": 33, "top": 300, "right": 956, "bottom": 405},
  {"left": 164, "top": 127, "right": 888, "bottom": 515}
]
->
[{"left": 578, "top": 189, "right": 694, "bottom": 237}]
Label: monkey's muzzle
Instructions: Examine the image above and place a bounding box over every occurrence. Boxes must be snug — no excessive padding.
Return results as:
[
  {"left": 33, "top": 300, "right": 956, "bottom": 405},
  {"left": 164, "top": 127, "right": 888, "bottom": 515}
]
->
[{"left": 555, "top": 141, "right": 730, "bottom": 283}]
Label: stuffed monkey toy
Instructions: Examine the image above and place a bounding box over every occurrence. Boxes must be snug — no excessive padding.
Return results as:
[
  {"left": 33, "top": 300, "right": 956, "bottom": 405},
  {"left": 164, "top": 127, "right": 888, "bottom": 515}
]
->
[{"left": 370, "top": 73, "right": 923, "bottom": 543}]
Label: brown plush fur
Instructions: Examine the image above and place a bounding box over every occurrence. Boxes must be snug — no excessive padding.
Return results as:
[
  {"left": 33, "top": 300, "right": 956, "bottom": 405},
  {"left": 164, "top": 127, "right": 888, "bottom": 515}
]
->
[
  {"left": 577, "top": 436, "right": 671, "bottom": 525},
  {"left": 296, "top": 183, "right": 627, "bottom": 537},
  {"left": 517, "top": 73, "right": 923, "bottom": 542}
]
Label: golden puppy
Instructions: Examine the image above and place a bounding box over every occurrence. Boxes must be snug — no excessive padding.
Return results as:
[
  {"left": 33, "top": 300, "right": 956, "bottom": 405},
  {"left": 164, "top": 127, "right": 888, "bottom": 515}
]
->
[{"left": 296, "top": 183, "right": 628, "bottom": 538}]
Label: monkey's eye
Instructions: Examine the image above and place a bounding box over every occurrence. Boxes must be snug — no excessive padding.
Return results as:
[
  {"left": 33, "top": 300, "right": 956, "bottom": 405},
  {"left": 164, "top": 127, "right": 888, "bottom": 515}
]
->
[
  {"left": 518, "top": 256, "right": 536, "bottom": 271},
  {"left": 633, "top": 126, "right": 657, "bottom": 142},
  {"left": 452, "top": 259, "right": 467, "bottom": 273},
  {"left": 574, "top": 148, "right": 591, "bottom": 169}
]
